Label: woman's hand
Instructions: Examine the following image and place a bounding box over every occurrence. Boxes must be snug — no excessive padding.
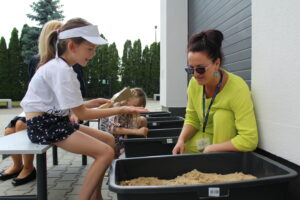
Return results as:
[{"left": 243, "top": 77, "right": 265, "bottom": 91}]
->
[
  {"left": 203, "top": 144, "right": 214, "bottom": 153},
  {"left": 172, "top": 139, "right": 185, "bottom": 155},
  {"left": 84, "top": 98, "right": 112, "bottom": 108},
  {"left": 121, "top": 106, "right": 149, "bottom": 114},
  {"left": 203, "top": 141, "right": 240, "bottom": 153}
]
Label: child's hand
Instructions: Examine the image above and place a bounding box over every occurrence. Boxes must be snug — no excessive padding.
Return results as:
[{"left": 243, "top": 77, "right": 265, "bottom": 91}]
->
[
  {"left": 69, "top": 114, "right": 79, "bottom": 123},
  {"left": 139, "top": 127, "right": 148, "bottom": 137},
  {"left": 85, "top": 98, "right": 112, "bottom": 108},
  {"left": 93, "top": 98, "right": 112, "bottom": 106},
  {"left": 121, "top": 106, "right": 149, "bottom": 114}
]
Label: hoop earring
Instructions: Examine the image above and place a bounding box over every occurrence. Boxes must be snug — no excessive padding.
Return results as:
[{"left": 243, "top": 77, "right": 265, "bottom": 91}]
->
[{"left": 214, "top": 71, "right": 219, "bottom": 78}]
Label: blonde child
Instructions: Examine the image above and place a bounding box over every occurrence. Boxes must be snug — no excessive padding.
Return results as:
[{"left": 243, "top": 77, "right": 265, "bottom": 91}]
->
[
  {"left": 20, "top": 18, "right": 148, "bottom": 200},
  {"left": 99, "top": 88, "right": 148, "bottom": 156}
]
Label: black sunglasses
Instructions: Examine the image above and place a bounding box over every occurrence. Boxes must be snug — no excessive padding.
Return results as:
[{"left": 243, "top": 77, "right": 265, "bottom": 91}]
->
[{"left": 184, "top": 66, "right": 206, "bottom": 74}]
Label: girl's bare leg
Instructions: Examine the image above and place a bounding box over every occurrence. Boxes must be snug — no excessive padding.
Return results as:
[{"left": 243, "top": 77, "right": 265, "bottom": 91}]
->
[
  {"left": 55, "top": 130, "right": 114, "bottom": 200},
  {"left": 78, "top": 125, "right": 115, "bottom": 199},
  {"left": 90, "top": 173, "right": 104, "bottom": 200},
  {"left": 3, "top": 127, "right": 23, "bottom": 174},
  {"left": 14, "top": 121, "right": 35, "bottom": 179},
  {"left": 17, "top": 154, "right": 35, "bottom": 178},
  {"left": 79, "top": 125, "right": 115, "bottom": 149}
]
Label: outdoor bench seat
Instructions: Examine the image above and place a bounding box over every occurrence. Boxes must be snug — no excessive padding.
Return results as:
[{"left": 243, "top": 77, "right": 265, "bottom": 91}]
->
[
  {"left": 0, "top": 120, "right": 91, "bottom": 199},
  {"left": 0, "top": 99, "right": 12, "bottom": 109},
  {"left": 0, "top": 130, "right": 50, "bottom": 200}
]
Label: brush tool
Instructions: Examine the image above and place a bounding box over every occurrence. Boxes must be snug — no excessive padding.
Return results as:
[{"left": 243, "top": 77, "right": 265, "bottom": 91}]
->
[{"left": 99, "top": 87, "right": 134, "bottom": 109}]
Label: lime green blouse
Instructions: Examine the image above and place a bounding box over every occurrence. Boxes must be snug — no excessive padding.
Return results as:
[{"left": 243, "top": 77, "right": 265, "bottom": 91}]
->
[{"left": 184, "top": 71, "right": 258, "bottom": 151}]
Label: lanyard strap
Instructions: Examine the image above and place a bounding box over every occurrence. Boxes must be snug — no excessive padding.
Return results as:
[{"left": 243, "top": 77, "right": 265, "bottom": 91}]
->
[{"left": 202, "top": 71, "right": 223, "bottom": 133}]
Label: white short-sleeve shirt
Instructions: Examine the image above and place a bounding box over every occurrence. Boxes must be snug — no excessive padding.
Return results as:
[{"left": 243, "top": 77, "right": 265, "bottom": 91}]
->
[{"left": 21, "top": 58, "right": 84, "bottom": 116}]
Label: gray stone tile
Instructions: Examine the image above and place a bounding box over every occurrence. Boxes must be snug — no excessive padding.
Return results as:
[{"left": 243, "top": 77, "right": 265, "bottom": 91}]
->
[
  {"left": 9, "top": 181, "right": 36, "bottom": 191},
  {"left": 68, "top": 184, "right": 81, "bottom": 195},
  {"left": 4, "top": 190, "right": 34, "bottom": 196},
  {"left": 64, "top": 166, "right": 83, "bottom": 174},
  {"left": 48, "top": 170, "right": 64, "bottom": 178},
  {"left": 65, "top": 194, "right": 78, "bottom": 200},
  {"left": 102, "top": 189, "right": 113, "bottom": 200},
  {"left": 51, "top": 180, "right": 73, "bottom": 190},
  {"left": 73, "top": 177, "right": 84, "bottom": 185},
  {"left": 48, "top": 189, "right": 71, "bottom": 200},
  {"left": 60, "top": 173, "right": 79, "bottom": 181},
  {"left": 50, "top": 164, "right": 69, "bottom": 171}
]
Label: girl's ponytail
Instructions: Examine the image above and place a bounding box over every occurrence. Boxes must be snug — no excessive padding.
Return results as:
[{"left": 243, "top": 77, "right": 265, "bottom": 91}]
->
[{"left": 38, "top": 30, "right": 58, "bottom": 68}]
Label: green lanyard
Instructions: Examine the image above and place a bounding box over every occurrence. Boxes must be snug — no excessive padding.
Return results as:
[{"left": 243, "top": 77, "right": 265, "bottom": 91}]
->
[{"left": 202, "top": 71, "right": 223, "bottom": 133}]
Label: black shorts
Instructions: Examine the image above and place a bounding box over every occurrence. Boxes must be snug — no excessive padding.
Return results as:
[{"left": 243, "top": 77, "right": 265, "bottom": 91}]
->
[
  {"left": 6, "top": 116, "right": 26, "bottom": 129},
  {"left": 26, "top": 113, "right": 80, "bottom": 145}
]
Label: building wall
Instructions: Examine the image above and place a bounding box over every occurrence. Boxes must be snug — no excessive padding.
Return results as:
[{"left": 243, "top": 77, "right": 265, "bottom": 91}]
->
[
  {"left": 160, "top": 0, "right": 188, "bottom": 110},
  {"left": 252, "top": 0, "right": 300, "bottom": 165},
  {"left": 188, "top": 0, "right": 252, "bottom": 86}
]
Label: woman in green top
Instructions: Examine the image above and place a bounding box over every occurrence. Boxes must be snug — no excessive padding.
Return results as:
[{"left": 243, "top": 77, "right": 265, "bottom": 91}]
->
[{"left": 172, "top": 30, "right": 258, "bottom": 154}]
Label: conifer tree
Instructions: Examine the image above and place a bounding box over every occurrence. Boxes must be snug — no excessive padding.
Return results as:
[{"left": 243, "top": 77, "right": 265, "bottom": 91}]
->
[
  {"left": 0, "top": 37, "right": 9, "bottom": 98},
  {"left": 8, "top": 28, "right": 22, "bottom": 100},
  {"left": 107, "top": 43, "right": 121, "bottom": 96},
  {"left": 132, "top": 39, "right": 142, "bottom": 87},
  {"left": 27, "top": 0, "right": 64, "bottom": 26},
  {"left": 141, "top": 45, "right": 151, "bottom": 96},
  {"left": 149, "top": 42, "right": 160, "bottom": 96},
  {"left": 22, "top": 0, "right": 64, "bottom": 64},
  {"left": 120, "top": 40, "right": 133, "bottom": 87},
  {"left": 19, "top": 25, "right": 30, "bottom": 90},
  {"left": 20, "top": 24, "right": 39, "bottom": 65}
]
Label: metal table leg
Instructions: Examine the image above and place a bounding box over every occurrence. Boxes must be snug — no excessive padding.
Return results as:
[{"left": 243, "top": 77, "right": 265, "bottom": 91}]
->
[
  {"left": 36, "top": 153, "right": 47, "bottom": 200},
  {"left": 52, "top": 146, "right": 58, "bottom": 165}
]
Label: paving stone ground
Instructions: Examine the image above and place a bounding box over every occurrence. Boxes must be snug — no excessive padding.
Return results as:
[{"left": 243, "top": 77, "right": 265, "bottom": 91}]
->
[{"left": 0, "top": 99, "right": 162, "bottom": 200}]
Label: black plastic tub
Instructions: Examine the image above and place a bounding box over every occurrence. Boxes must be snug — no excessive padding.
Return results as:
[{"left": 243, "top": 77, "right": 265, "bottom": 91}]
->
[
  {"left": 147, "top": 116, "right": 182, "bottom": 122},
  {"left": 121, "top": 136, "right": 178, "bottom": 157},
  {"left": 141, "top": 111, "right": 172, "bottom": 118},
  {"left": 109, "top": 152, "right": 297, "bottom": 200},
  {"left": 127, "top": 127, "right": 182, "bottom": 139},
  {"left": 122, "top": 128, "right": 181, "bottom": 157},
  {"left": 147, "top": 116, "right": 184, "bottom": 129}
]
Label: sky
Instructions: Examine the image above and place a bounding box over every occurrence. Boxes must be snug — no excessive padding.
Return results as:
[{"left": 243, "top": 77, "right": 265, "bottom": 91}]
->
[{"left": 0, "top": 0, "right": 160, "bottom": 56}]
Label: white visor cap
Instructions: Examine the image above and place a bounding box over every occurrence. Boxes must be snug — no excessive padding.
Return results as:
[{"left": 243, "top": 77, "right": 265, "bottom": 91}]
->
[{"left": 58, "top": 25, "right": 108, "bottom": 45}]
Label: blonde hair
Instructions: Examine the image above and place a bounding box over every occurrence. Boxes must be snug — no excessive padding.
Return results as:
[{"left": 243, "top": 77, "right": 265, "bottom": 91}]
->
[
  {"left": 131, "top": 88, "right": 147, "bottom": 107},
  {"left": 119, "top": 88, "right": 147, "bottom": 107},
  {"left": 38, "top": 20, "right": 63, "bottom": 60}
]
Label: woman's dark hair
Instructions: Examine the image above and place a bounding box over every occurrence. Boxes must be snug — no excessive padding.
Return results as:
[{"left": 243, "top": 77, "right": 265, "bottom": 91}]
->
[
  {"left": 38, "top": 18, "right": 92, "bottom": 68},
  {"left": 188, "top": 29, "right": 224, "bottom": 65}
]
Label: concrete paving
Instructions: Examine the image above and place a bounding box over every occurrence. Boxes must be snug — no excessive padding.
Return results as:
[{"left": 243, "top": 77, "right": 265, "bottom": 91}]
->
[{"left": 0, "top": 99, "right": 162, "bottom": 200}]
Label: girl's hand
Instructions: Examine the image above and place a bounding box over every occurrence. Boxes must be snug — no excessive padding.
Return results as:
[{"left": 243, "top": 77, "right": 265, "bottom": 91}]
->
[
  {"left": 69, "top": 114, "right": 79, "bottom": 123},
  {"left": 121, "top": 106, "right": 149, "bottom": 114},
  {"left": 172, "top": 139, "right": 185, "bottom": 155},
  {"left": 85, "top": 98, "right": 112, "bottom": 108}
]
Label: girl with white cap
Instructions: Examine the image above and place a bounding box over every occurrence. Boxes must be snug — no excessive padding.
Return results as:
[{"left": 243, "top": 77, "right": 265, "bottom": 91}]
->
[{"left": 20, "top": 18, "right": 148, "bottom": 200}]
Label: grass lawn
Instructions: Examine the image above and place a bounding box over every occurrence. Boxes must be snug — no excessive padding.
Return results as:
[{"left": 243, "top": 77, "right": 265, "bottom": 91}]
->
[{"left": 0, "top": 101, "right": 20, "bottom": 107}]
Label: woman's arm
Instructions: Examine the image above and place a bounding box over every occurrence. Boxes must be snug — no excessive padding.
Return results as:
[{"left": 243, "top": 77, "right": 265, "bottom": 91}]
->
[
  {"left": 229, "top": 86, "right": 258, "bottom": 152},
  {"left": 173, "top": 78, "right": 201, "bottom": 154},
  {"left": 203, "top": 141, "right": 239, "bottom": 153},
  {"left": 172, "top": 124, "right": 198, "bottom": 154}
]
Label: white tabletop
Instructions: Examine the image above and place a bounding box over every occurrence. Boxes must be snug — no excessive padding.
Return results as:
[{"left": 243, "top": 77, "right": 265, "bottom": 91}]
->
[{"left": 0, "top": 130, "right": 51, "bottom": 154}]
